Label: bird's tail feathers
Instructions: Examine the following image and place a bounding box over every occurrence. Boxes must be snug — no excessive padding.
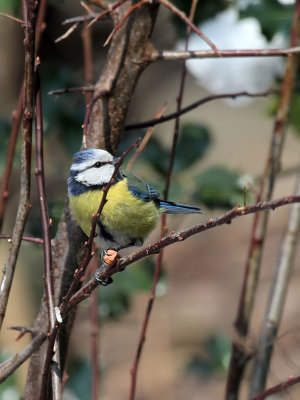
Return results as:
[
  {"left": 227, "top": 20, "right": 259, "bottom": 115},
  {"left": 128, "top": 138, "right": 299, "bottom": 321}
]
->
[{"left": 159, "top": 200, "right": 204, "bottom": 215}]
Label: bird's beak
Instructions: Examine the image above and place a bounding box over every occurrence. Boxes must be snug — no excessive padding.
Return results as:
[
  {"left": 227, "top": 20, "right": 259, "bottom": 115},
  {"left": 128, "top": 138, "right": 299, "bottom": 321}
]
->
[{"left": 113, "top": 157, "right": 118, "bottom": 165}]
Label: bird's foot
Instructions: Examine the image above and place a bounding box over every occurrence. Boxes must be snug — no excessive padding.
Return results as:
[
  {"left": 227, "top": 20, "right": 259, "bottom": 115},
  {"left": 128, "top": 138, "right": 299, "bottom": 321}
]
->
[
  {"left": 95, "top": 249, "right": 119, "bottom": 286},
  {"left": 101, "top": 248, "right": 119, "bottom": 265}
]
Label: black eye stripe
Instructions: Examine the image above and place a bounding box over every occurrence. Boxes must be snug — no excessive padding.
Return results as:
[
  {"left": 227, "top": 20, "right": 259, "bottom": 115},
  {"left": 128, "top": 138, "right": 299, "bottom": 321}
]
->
[{"left": 91, "top": 161, "right": 113, "bottom": 168}]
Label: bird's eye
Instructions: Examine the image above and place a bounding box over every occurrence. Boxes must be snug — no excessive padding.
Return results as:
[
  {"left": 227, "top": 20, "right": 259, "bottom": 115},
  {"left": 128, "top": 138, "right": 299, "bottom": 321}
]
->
[{"left": 94, "top": 161, "right": 103, "bottom": 168}]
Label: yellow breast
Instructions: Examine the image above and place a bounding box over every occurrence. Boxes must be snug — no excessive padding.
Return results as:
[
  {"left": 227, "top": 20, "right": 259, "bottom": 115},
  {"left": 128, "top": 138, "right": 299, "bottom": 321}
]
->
[{"left": 69, "top": 179, "right": 160, "bottom": 240}]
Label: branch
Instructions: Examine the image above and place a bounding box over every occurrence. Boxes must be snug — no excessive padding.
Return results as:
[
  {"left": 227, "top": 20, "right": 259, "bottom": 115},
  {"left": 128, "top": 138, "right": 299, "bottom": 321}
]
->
[
  {"left": 0, "top": 0, "right": 38, "bottom": 331},
  {"left": 0, "top": 332, "right": 46, "bottom": 383},
  {"left": 67, "top": 195, "right": 300, "bottom": 311},
  {"left": 0, "top": 234, "right": 43, "bottom": 244},
  {"left": 250, "top": 166, "right": 300, "bottom": 396},
  {"left": 35, "top": 58, "right": 61, "bottom": 400},
  {"left": 125, "top": 88, "right": 281, "bottom": 131},
  {"left": 48, "top": 85, "right": 94, "bottom": 96},
  {"left": 149, "top": 46, "right": 300, "bottom": 62},
  {"left": 249, "top": 375, "right": 300, "bottom": 400},
  {"left": 226, "top": 1, "right": 300, "bottom": 397}
]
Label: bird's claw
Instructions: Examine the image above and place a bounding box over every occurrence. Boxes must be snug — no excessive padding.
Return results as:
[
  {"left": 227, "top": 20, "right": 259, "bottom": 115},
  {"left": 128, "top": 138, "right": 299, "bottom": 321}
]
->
[
  {"left": 101, "top": 248, "right": 119, "bottom": 266},
  {"left": 94, "top": 269, "right": 113, "bottom": 286}
]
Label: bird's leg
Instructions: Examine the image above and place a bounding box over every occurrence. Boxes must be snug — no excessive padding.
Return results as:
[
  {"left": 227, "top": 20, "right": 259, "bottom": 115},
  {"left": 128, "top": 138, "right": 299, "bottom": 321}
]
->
[{"left": 94, "top": 248, "right": 119, "bottom": 286}]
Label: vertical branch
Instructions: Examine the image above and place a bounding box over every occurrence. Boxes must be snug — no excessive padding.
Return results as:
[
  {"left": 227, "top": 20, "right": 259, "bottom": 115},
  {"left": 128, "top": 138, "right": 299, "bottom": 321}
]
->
[
  {"left": 0, "top": 0, "right": 38, "bottom": 330},
  {"left": 129, "top": 2, "right": 198, "bottom": 399},
  {"left": 0, "top": 91, "right": 23, "bottom": 232},
  {"left": 82, "top": 10, "right": 93, "bottom": 104},
  {"left": 35, "top": 60, "right": 61, "bottom": 400},
  {"left": 0, "top": 0, "right": 47, "bottom": 233},
  {"left": 249, "top": 166, "right": 300, "bottom": 397},
  {"left": 225, "top": 2, "right": 300, "bottom": 399}
]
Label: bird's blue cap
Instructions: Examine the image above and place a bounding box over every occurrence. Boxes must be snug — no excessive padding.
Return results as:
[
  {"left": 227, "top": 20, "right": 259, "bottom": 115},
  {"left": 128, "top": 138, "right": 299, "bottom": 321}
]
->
[{"left": 72, "top": 149, "right": 98, "bottom": 164}]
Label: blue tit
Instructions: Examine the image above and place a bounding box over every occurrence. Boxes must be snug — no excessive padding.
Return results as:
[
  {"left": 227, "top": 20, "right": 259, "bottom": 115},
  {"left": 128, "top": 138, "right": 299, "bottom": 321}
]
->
[{"left": 68, "top": 149, "right": 203, "bottom": 252}]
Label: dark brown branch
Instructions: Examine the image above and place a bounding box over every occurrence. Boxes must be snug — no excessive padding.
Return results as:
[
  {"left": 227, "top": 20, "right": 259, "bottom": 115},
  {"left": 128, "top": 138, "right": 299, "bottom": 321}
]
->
[
  {"left": 0, "top": 91, "right": 23, "bottom": 232},
  {"left": 249, "top": 375, "right": 300, "bottom": 400},
  {"left": 0, "top": 0, "right": 38, "bottom": 330},
  {"left": 0, "top": 234, "right": 43, "bottom": 244},
  {"left": 35, "top": 58, "right": 61, "bottom": 399},
  {"left": 125, "top": 88, "right": 281, "bottom": 131}
]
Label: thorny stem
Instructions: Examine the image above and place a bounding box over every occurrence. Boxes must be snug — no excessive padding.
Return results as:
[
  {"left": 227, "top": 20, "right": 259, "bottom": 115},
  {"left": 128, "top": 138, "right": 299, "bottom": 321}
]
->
[
  {"left": 226, "top": 2, "right": 300, "bottom": 398},
  {"left": 0, "top": 0, "right": 38, "bottom": 331},
  {"left": 35, "top": 60, "right": 61, "bottom": 400}
]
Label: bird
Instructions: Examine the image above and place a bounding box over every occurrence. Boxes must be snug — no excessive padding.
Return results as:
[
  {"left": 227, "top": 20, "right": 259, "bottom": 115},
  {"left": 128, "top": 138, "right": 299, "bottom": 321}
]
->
[{"left": 68, "top": 148, "right": 203, "bottom": 254}]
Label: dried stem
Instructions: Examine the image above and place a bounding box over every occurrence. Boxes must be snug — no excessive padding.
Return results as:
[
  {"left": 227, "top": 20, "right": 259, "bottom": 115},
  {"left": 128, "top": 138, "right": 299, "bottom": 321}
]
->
[
  {"left": 35, "top": 59, "right": 61, "bottom": 400},
  {"left": 158, "top": 0, "right": 216, "bottom": 51},
  {"left": 48, "top": 85, "right": 94, "bottom": 96},
  {"left": 0, "top": 0, "right": 38, "bottom": 330},
  {"left": 0, "top": 234, "right": 43, "bottom": 244},
  {"left": 150, "top": 46, "right": 300, "bottom": 62},
  {"left": 250, "top": 166, "right": 300, "bottom": 396},
  {"left": 226, "top": 2, "right": 300, "bottom": 398},
  {"left": 249, "top": 375, "right": 300, "bottom": 400},
  {"left": 0, "top": 91, "right": 23, "bottom": 232},
  {"left": 125, "top": 88, "right": 282, "bottom": 131}
]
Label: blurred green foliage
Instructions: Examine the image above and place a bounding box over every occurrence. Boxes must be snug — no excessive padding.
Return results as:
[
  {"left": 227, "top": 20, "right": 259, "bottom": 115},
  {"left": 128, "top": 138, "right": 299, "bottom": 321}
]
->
[
  {"left": 185, "top": 334, "right": 231, "bottom": 377},
  {"left": 194, "top": 166, "right": 250, "bottom": 209},
  {"left": 170, "top": 0, "right": 228, "bottom": 37},
  {"left": 65, "top": 357, "right": 91, "bottom": 400},
  {"left": 0, "top": 351, "right": 20, "bottom": 399}
]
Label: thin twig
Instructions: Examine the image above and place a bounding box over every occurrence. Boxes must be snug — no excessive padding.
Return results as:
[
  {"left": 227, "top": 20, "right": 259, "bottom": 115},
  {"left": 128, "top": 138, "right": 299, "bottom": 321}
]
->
[
  {"left": 104, "top": 0, "right": 148, "bottom": 47},
  {"left": 0, "top": 12, "right": 23, "bottom": 24},
  {"left": 48, "top": 85, "right": 94, "bottom": 96},
  {"left": 226, "top": 2, "right": 300, "bottom": 398},
  {"left": 55, "top": 22, "right": 79, "bottom": 43},
  {"left": 0, "top": 0, "right": 38, "bottom": 331},
  {"left": 0, "top": 234, "right": 43, "bottom": 244},
  {"left": 87, "top": 0, "right": 127, "bottom": 28},
  {"left": 249, "top": 375, "right": 300, "bottom": 400},
  {"left": 125, "top": 88, "right": 281, "bottom": 131},
  {"left": 126, "top": 103, "right": 167, "bottom": 172},
  {"left": 150, "top": 46, "right": 300, "bottom": 62},
  {"left": 158, "top": 0, "right": 217, "bottom": 51},
  {"left": 250, "top": 166, "right": 300, "bottom": 395},
  {"left": 39, "top": 139, "right": 141, "bottom": 400},
  {"left": 35, "top": 58, "right": 61, "bottom": 400}
]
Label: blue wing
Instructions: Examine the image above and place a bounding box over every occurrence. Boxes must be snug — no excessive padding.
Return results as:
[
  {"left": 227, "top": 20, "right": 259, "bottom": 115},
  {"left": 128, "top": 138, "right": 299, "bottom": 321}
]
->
[{"left": 121, "top": 171, "right": 160, "bottom": 202}]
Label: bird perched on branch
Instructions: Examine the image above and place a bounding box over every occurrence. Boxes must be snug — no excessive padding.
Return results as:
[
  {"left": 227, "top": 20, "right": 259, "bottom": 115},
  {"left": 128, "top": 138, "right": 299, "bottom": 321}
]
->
[{"left": 68, "top": 148, "right": 203, "bottom": 273}]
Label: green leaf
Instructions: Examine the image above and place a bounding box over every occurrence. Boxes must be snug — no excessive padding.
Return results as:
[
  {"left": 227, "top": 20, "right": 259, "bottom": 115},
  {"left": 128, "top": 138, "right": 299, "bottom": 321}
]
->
[
  {"left": 194, "top": 166, "right": 249, "bottom": 209},
  {"left": 140, "top": 136, "right": 170, "bottom": 176},
  {"left": 174, "top": 122, "right": 211, "bottom": 172},
  {"left": 185, "top": 334, "right": 231, "bottom": 377}
]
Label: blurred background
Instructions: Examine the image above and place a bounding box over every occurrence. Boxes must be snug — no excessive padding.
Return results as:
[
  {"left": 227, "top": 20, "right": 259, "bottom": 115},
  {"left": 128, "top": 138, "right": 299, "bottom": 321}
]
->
[{"left": 1, "top": 0, "right": 300, "bottom": 399}]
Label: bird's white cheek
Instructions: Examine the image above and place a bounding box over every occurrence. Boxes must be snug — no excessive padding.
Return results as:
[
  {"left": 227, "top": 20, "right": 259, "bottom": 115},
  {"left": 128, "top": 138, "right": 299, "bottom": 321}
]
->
[{"left": 76, "top": 165, "right": 114, "bottom": 185}]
